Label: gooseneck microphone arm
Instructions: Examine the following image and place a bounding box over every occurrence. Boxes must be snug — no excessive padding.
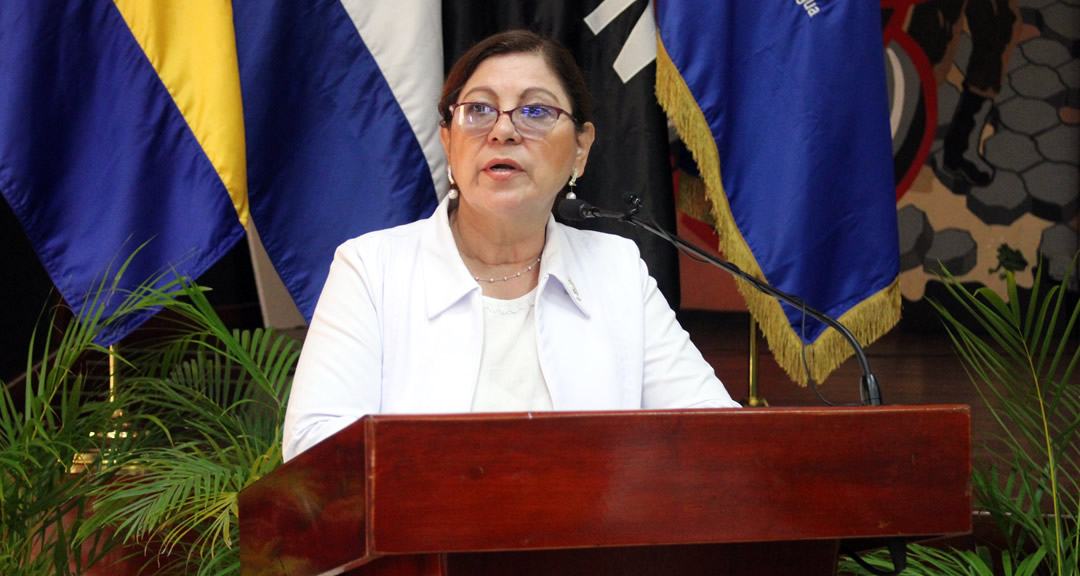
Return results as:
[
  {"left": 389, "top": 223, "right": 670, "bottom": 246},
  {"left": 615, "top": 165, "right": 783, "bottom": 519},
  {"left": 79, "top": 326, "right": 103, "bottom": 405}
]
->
[{"left": 558, "top": 196, "right": 882, "bottom": 406}]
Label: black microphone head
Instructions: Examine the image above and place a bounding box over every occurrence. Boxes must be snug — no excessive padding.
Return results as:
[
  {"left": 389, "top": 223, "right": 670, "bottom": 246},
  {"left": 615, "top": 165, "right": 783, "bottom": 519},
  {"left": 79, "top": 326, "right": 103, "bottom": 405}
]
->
[
  {"left": 622, "top": 193, "right": 642, "bottom": 208},
  {"left": 557, "top": 198, "right": 592, "bottom": 222}
]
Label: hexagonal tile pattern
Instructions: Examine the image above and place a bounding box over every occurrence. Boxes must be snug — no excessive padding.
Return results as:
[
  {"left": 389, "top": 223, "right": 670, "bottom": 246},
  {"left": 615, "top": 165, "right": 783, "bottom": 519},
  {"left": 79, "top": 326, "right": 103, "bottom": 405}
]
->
[
  {"left": 999, "top": 98, "right": 1061, "bottom": 134},
  {"left": 898, "top": 205, "right": 934, "bottom": 271},
  {"left": 985, "top": 130, "right": 1043, "bottom": 171},
  {"left": 923, "top": 228, "right": 978, "bottom": 276},
  {"left": 997, "top": 74, "right": 1019, "bottom": 105},
  {"left": 1060, "top": 59, "right": 1080, "bottom": 91},
  {"left": 1024, "top": 162, "right": 1080, "bottom": 220},
  {"left": 1011, "top": 65, "right": 1067, "bottom": 103},
  {"left": 917, "top": 2, "right": 1079, "bottom": 287},
  {"left": 1035, "top": 123, "right": 1080, "bottom": 164},
  {"left": 1019, "top": 37, "right": 1071, "bottom": 67},
  {"left": 1044, "top": 4, "right": 1080, "bottom": 45},
  {"left": 1008, "top": 49, "right": 1030, "bottom": 74},
  {"left": 967, "top": 171, "right": 1033, "bottom": 225},
  {"left": 1038, "top": 223, "right": 1080, "bottom": 290}
]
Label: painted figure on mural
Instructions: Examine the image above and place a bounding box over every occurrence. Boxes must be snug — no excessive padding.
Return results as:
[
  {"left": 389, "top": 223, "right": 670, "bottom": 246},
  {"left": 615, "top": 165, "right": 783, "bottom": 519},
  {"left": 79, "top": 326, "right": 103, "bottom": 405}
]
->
[{"left": 906, "top": 0, "right": 1022, "bottom": 190}]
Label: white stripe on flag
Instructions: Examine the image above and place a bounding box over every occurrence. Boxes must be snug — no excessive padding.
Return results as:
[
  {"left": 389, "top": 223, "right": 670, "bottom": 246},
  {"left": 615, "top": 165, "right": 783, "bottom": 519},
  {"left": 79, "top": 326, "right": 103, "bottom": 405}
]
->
[
  {"left": 584, "top": 0, "right": 638, "bottom": 34},
  {"left": 341, "top": 0, "right": 447, "bottom": 200},
  {"left": 612, "top": 0, "right": 657, "bottom": 84}
]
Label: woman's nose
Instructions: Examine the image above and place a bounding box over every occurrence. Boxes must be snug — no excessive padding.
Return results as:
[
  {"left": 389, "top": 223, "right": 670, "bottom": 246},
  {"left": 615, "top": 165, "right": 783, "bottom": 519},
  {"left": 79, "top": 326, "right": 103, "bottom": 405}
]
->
[{"left": 487, "top": 112, "right": 520, "bottom": 142}]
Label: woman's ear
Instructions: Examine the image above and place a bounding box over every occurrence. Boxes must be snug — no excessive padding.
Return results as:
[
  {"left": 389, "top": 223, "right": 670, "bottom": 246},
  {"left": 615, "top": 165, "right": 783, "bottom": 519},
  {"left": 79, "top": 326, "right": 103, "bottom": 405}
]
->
[
  {"left": 574, "top": 122, "right": 596, "bottom": 177},
  {"left": 439, "top": 124, "right": 451, "bottom": 157}
]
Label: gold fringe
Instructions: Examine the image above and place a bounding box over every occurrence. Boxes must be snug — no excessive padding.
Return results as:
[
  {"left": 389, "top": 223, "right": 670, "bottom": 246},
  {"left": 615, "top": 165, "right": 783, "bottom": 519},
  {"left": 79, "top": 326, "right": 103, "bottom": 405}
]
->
[
  {"left": 676, "top": 172, "right": 715, "bottom": 227},
  {"left": 656, "top": 37, "right": 901, "bottom": 386}
]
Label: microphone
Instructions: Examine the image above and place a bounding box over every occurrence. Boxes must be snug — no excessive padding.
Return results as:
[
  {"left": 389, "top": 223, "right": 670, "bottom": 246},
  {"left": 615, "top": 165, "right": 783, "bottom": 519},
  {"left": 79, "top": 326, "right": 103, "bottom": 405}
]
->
[
  {"left": 559, "top": 196, "right": 883, "bottom": 406},
  {"left": 558, "top": 198, "right": 625, "bottom": 221}
]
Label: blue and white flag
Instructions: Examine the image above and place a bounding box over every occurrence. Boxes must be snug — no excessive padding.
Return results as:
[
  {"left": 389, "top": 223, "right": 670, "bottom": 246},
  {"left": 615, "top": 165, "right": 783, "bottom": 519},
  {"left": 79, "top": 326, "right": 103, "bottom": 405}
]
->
[{"left": 234, "top": 0, "right": 445, "bottom": 320}]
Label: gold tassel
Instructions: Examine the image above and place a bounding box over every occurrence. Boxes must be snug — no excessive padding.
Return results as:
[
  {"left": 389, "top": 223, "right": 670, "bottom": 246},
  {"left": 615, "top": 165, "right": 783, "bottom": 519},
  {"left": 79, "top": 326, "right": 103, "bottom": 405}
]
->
[{"left": 656, "top": 37, "right": 900, "bottom": 386}]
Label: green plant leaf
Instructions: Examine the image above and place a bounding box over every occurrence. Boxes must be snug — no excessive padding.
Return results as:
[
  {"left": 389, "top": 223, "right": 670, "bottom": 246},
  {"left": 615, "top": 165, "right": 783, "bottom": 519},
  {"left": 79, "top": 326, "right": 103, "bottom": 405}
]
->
[{"left": 931, "top": 255, "right": 1080, "bottom": 576}]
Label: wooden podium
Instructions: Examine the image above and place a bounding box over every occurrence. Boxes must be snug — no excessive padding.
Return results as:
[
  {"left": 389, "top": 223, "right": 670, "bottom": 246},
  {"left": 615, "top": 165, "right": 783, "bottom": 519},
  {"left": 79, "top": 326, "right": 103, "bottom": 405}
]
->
[{"left": 239, "top": 406, "right": 971, "bottom": 575}]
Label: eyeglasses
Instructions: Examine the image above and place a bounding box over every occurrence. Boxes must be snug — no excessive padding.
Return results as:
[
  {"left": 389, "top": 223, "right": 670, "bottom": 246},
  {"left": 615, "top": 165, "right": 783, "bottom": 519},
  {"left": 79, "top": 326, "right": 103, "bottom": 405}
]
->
[{"left": 449, "top": 102, "right": 574, "bottom": 138}]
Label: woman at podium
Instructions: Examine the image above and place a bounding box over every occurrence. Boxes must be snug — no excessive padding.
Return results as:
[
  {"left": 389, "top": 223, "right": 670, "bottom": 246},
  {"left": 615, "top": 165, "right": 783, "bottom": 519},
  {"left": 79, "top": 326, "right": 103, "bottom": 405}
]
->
[{"left": 283, "top": 30, "right": 738, "bottom": 462}]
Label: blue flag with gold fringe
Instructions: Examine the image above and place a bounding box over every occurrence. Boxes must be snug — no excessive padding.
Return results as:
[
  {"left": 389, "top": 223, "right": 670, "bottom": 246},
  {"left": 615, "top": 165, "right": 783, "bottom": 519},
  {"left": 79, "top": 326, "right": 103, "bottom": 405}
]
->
[{"left": 656, "top": 0, "right": 900, "bottom": 385}]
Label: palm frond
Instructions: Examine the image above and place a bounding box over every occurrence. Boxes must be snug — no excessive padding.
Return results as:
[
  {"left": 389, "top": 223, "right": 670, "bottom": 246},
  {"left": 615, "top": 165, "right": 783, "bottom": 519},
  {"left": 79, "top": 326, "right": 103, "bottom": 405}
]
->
[
  {"left": 75, "top": 277, "right": 300, "bottom": 575},
  {"left": 839, "top": 542, "right": 1047, "bottom": 576},
  {"left": 0, "top": 253, "right": 179, "bottom": 575},
  {"left": 928, "top": 255, "right": 1080, "bottom": 576}
]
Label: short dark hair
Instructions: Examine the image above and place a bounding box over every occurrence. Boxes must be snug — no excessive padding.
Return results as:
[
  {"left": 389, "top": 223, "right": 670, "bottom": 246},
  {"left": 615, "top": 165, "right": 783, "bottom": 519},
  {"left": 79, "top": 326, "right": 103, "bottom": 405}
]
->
[{"left": 439, "top": 30, "right": 593, "bottom": 132}]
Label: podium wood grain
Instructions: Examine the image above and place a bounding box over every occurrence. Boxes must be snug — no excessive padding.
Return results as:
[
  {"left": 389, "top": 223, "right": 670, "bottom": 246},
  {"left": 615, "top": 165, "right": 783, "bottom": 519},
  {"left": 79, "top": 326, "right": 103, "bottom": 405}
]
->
[{"left": 239, "top": 407, "right": 971, "bottom": 576}]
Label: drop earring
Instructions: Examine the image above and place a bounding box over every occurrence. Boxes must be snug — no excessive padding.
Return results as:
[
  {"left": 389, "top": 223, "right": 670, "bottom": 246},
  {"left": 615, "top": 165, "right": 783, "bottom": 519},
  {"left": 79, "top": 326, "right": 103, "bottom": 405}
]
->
[
  {"left": 447, "top": 165, "right": 458, "bottom": 200},
  {"left": 566, "top": 169, "right": 578, "bottom": 200}
]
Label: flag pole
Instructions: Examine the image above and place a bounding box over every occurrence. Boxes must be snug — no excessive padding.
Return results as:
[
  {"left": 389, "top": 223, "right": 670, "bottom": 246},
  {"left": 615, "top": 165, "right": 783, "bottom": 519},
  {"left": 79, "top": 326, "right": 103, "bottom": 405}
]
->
[{"left": 746, "top": 317, "right": 767, "bottom": 407}]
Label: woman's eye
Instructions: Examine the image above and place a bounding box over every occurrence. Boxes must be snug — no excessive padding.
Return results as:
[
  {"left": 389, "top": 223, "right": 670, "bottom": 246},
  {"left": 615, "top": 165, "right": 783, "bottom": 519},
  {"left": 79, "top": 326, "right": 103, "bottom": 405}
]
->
[
  {"left": 520, "top": 106, "right": 554, "bottom": 119},
  {"left": 468, "top": 103, "right": 494, "bottom": 115}
]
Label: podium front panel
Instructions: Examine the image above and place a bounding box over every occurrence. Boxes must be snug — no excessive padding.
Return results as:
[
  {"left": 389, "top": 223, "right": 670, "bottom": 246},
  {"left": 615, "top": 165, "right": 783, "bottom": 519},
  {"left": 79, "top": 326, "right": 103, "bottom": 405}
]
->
[
  {"left": 367, "top": 407, "right": 970, "bottom": 552},
  {"left": 240, "top": 406, "right": 971, "bottom": 576}
]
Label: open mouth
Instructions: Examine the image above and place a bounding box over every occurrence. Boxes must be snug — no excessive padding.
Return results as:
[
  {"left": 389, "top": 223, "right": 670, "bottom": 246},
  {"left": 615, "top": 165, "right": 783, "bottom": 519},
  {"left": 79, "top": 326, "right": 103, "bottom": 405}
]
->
[{"left": 484, "top": 159, "right": 522, "bottom": 173}]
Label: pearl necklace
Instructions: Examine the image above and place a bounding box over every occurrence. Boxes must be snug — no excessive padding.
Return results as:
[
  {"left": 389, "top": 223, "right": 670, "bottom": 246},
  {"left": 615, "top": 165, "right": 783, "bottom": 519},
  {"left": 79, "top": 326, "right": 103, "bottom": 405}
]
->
[{"left": 473, "top": 256, "right": 541, "bottom": 283}]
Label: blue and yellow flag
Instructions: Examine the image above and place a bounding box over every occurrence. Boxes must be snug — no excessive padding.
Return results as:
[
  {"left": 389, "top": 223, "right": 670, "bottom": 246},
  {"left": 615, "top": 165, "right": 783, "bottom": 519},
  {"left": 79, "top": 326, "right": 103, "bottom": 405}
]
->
[
  {"left": 0, "top": 2, "right": 248, "bottom": 344},
  {"left": 1, "top": 2, "right": 444, "bottom": 342},
  {"left": 656, "top": 1, "right": 900, "bottom": 385}
]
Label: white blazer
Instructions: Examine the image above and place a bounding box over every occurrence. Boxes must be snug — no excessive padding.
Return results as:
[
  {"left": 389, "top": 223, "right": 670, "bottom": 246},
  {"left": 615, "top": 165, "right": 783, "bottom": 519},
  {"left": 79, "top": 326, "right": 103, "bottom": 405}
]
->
[{"left": 283, "top": 197, "right": 738, "bottom": 460}]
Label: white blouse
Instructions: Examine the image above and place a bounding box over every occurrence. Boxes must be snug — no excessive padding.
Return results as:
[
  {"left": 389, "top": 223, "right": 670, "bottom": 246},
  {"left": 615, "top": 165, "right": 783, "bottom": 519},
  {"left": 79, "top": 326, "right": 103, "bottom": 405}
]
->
[
  {"left": 283, "top": 196, "right": 739, "bottom": 462},
  {"left": 471, "top": 288, "right": 553, "bottom": 412}
]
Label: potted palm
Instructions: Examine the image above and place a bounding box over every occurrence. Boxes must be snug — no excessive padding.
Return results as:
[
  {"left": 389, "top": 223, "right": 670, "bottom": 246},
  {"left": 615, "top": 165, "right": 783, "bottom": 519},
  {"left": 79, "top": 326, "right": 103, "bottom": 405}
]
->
[
  {"left": 841, "top": 258, "right": 1079, "bottom": 575},
  {"left": 2, "top": 260, "right": 299, "bottom": 575},
  {"left": 0, "top": 268, "right": 175, "bottom": 575},
  {"left": 74, "top": 277, "right": 300, "bottom": 575}
]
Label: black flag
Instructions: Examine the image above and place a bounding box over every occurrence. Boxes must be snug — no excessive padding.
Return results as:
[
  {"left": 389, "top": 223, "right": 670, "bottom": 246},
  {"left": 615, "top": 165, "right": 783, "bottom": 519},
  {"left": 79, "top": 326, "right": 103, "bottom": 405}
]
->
[{"left": 443, "top": 1, "right": 681, "bottom": 307}]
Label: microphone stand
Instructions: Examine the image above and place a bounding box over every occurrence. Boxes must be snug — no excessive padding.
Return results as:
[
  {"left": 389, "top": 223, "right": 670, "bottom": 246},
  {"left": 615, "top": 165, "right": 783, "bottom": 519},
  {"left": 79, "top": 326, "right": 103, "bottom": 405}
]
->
[
  {"left": 561, "top": 196, "right": 883, "bottom": 406},
  {"left": 559, "top": 196, "right": 911, "bottom": 574}
]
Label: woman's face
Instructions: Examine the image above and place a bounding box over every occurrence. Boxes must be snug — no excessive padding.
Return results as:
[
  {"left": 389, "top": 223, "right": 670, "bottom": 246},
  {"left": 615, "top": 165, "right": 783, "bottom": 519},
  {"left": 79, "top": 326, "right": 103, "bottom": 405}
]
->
[{"left": 440, "top": 52, "right": 595, "bottom": 221}]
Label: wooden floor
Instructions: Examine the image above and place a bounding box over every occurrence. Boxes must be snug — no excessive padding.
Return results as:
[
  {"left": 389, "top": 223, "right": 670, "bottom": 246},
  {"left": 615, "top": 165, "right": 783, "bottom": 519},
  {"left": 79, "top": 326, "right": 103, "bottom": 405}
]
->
[{"left": 679, "top": 310, "right": 1003, "bottom": 463}]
